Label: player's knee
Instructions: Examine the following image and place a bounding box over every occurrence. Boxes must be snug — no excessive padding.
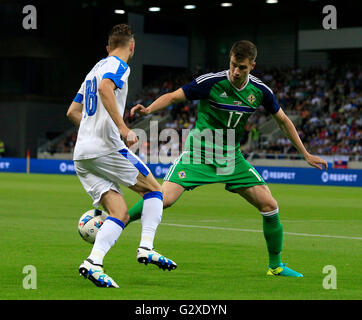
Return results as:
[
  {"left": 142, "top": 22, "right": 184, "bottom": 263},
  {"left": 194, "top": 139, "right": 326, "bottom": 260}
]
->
[
  {"left": 162, "top": 190, "right": 177, "bottom": 209},
  {"left": 109, "top": 209, "right": 130, "bottom": 225},
  {"left": 260, "top": 198, "right": 278, "bottom": 213}
]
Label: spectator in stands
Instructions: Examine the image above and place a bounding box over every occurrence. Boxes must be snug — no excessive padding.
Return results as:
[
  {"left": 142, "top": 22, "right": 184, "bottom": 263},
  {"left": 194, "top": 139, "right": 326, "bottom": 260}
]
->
[{"left": 352, "top": 143, "right": 361, "bottom": 155}]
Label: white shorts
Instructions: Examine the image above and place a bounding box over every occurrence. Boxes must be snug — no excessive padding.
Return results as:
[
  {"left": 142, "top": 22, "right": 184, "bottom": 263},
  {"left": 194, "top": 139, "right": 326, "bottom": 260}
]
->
[{"left": 74, "top": 148, "right": 150, "bottom": 207}]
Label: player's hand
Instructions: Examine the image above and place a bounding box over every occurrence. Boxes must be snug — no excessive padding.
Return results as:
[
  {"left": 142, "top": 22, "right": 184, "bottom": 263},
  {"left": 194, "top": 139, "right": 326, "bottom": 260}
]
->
[
  {"left": 130, "top": 104, "right": 150, "bottom": 117},
  {"left": 304, "top": 153, "right": 328, "bottom": 170},
  {"left": 121, "top": 129, "right": 138, "bottom": 148}
]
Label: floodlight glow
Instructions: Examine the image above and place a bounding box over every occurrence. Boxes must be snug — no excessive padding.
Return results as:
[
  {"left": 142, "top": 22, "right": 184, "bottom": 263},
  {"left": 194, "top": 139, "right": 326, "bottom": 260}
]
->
[
  {"left": 221, "top": 2, "right": 233, "bottom": 7},
  {"left": 266, "top": 0, "right": 278, "bottom": 3},
  {"left": 184, "top": 5, "right": 196, "bottom": 9},
  {"left": 114, "top": 9, "right": 125, "bottom": 14},
  {"left": 149, "top": 7, "right": 161, "bottom": 12}
]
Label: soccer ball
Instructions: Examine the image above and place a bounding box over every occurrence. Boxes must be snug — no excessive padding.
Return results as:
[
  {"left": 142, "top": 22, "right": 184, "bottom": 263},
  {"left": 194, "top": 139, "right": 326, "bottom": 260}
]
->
[{"left": 78, "top": 209, "right": 109, "bottom": 244}]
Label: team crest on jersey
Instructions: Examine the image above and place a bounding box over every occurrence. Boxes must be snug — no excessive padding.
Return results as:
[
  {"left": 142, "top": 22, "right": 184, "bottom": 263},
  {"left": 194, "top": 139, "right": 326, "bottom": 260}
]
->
[
  {"left": 178, "top": 171, "right": 186, "bottom": 179},
  {"left": 247, "top": 94, "right": 256, "bottom": 104}
]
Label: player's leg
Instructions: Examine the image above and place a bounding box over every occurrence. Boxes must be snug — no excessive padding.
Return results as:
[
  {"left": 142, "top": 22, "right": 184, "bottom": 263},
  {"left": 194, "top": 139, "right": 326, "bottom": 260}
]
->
[
  {"left": 235, "top": 184, "right": 302, "bottom": 277},
  {"left": 128, "top": 175, "right": 179, "bottom": 270},
  {"left": 128, "top": 180, "right": 185, "bottom": 223},
  {"left": 79, "top": 190, "right": 128, "bottom": 288},
  {"left": 87, "top": 189, "right": 128, "bottom": 266},
  {"left": 162, "top": 181, "right": 186, "bottom": 208},
  {"left": 119, "top": 148, "right": 178, "bottom": 270},
  {"left": 225, "top": 156, "right": 302, "bottom": 277},
  {"left": 75, "top": 159, "right": 126, "bottom": 288},
  {"left": 235, "top": 183, "right": 278, "bottom": 211},
  {"left": 235, "top": 184, "right": 282, "bottom": 266},
  {"left": 129, "top": 172, "right": 163, "bottom": 251}
]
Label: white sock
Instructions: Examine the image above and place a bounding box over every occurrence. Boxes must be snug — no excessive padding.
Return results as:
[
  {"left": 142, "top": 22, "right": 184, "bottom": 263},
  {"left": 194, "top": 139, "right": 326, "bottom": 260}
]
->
[
  {"left": 139, "top": 191, "right": 163, "bottom": 250},
  {"left": 88, "top": 217, "right": 124, "bottom": 265}
]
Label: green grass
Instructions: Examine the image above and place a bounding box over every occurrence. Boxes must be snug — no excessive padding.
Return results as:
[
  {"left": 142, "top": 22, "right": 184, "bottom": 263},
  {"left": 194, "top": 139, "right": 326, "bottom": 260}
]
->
[{"left": 1, "top": 172, "right": 361, "bottom": 300}]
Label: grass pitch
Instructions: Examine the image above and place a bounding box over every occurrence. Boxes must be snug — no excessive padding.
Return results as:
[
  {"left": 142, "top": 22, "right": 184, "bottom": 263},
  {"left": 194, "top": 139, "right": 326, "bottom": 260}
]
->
[{"left": 1, "top": 172, "right": 361, "bottom": 300}]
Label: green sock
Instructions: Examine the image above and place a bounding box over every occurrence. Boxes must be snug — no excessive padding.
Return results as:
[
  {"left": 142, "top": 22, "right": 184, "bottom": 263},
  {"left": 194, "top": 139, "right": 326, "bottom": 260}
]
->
[
  {"left": 262, "top": 213, "right": 283, "bottom": 269},
  {"left": 126, "top": 199, "right": 144, "bottom": 227}
]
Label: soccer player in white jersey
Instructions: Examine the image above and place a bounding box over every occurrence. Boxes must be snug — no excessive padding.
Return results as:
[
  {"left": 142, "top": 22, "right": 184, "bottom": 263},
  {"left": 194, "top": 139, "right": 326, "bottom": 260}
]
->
[{"left": 66, "top": 24, "right": 176, "bottom": 288}]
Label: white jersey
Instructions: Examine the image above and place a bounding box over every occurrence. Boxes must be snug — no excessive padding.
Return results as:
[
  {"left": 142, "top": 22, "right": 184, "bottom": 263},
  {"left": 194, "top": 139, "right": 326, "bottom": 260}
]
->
[{"left": 73, "top": 56, "right": 130, "bottom": 160}]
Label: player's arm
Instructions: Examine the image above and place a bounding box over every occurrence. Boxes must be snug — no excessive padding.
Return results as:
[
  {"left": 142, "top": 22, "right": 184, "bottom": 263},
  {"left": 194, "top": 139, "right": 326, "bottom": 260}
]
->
[
  {"left": 130, "top": 88, "right": 187, "bottom": 116},
  {"left": 272, "top": 108, "right": 327, "bottom": 170},
  {"left": 66, "top": 101, "right": 83, "bottom": 127},
  {"left": 98, "top": 78, "right": 137, "bottom": 146}
]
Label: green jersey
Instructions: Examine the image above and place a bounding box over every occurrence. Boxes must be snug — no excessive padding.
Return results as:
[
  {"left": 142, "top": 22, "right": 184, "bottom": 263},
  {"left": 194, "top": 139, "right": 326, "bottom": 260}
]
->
[{"left": 181, "top": 70, "right": 280, "bottom": 167}]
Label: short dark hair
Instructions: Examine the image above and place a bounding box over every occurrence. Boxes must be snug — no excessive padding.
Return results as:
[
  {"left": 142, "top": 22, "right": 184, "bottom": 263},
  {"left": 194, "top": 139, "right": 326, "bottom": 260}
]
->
[
  {"left": 230, "top": 40, "right": 257, "bottom": 62},
  {"left": 108, "top": 24, "right": 134, "bottom": 50}
]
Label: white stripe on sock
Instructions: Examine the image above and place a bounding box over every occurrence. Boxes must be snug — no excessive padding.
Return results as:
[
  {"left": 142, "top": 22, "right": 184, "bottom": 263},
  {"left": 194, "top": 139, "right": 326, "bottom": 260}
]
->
[{"left": 260, "top": 208, "right": 279, "bottom": 217}]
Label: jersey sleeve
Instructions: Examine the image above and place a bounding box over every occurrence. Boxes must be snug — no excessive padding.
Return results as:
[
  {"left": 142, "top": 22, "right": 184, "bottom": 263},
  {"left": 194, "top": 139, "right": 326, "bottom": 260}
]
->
[
  {"left": 182, "top": 79, "right": 211, "bottom": 101},
  {"left": 182, "top": 72, "right": 226, "bottom": 101},
  {"left": 249, "top": 76, "right": 281, "bottom": 114},
  {"left": 249, "top": 81, "right": 280, "bottom": 114},
  {"left": 261, "top": 88, "right": 281, "bottom": 114},
  {"left": 102, "top": 58, "right": 130, "bottom": 89},
  {"left": 73, "top": 81, "right": 85, "bottom": 104}
]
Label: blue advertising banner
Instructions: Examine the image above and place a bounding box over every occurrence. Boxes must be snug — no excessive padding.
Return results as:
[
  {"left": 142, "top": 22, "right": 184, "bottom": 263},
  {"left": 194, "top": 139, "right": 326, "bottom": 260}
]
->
[
  {"left": 0, "top": 158, "right": 361, "bottom": 187},
  {"left": 253, "top": 166, "right": 361, "bottom": 187},
  {"left": 0, "top": 157, "right": 27, "bottom": 173},
  {"left": 30, "top": 159, "right": 76, "bottom": 175},
  {"left": 146, "top": 163, "right": 172, "bottom": 178}
]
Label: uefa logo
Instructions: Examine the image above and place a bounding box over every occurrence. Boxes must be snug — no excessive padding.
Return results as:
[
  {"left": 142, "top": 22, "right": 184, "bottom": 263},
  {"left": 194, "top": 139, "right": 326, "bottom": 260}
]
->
[
  {"left": 155, "top": 166, "right": 162, "bottom": 177},
  {"left": 321, "top": 172, "right": 329, "bottom": 183},
  {"left": 262, "top": 170, "right": 269, "bottom": 181},
  {"left": 59, "top": 162, "right": 67, "bottom": 173}
]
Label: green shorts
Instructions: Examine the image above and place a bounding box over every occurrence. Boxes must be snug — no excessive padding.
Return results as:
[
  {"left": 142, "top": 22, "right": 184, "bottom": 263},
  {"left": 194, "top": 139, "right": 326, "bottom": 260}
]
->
[{"left": 163, "top": 151, "right": 266, "bottom": 192}]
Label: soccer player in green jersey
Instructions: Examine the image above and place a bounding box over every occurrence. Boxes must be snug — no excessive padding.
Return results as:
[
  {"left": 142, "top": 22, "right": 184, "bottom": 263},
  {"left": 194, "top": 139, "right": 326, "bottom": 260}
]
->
[{"left": 129, "top": 40, "right": 328, "bottom": 277}]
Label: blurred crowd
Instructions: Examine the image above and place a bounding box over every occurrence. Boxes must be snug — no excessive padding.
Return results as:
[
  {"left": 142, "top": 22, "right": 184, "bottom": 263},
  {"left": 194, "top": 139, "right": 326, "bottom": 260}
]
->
[
  {"left": 124, "top": 71, "right": 195, "bottom": 126},
  {"left": 247, "top": 64, "right": 362, "bottom": 157},
  {"left": 47, "top": 64, "right": 362, "bottom": 159},
  {"left": 46, "top": 131, "right": 77, "bottom": 154}
]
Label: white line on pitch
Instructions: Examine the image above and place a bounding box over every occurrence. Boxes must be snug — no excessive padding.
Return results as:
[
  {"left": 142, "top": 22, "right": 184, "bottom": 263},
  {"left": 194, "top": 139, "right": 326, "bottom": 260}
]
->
[{"left": 159, "top": 222, "right": 362, "bottom": 240}]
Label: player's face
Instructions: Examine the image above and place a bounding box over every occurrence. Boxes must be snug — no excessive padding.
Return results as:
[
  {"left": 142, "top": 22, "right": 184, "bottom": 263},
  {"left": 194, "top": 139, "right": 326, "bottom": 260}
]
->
[{"left": 229, "top": 55, "right": 255, "bottom": 87}]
